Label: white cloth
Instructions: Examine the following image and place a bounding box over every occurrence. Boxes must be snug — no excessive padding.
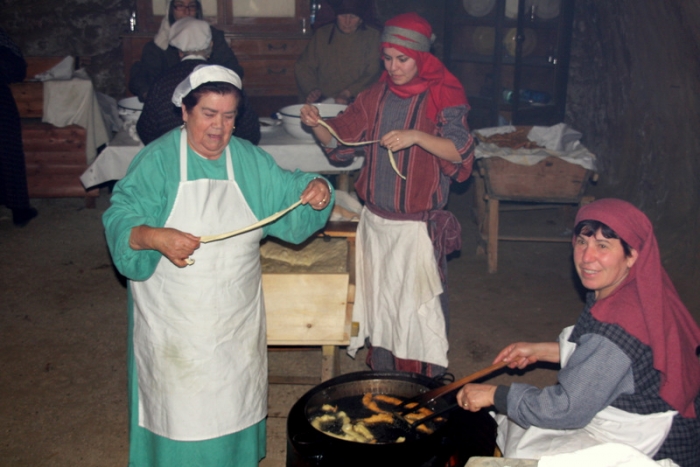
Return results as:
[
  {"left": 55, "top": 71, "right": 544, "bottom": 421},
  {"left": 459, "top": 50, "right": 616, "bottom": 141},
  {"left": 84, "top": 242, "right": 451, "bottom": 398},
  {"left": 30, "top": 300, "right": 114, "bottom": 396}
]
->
[
  {"left": 347, "top": 207, "right": 448, "bottom": 367},
  {"left": 495, "top": 326, "right": 677, "bottom": 460},
  {"left": 169, "top": 17, "right": 212, "bottom": 51},
  {"left": 130, "top": 129, "right": 267, "bottom": 440},
  {"left": 538, "top": 443, "right": 680, "bottom": 467},
  {"left": 34, "top": 56, "right": 74, "bottom": 81},
  {"left": 154, "top": 16, "right": 171, "bottom": 50},
  {"left": 474, "top": 123, "right": 597, "bottom": 171},
  {"left": 42, "top": 77, "right": 111, "bottom": 164},
  {"left": 79, "top": 126, "right": 364, "bottom": 189}
]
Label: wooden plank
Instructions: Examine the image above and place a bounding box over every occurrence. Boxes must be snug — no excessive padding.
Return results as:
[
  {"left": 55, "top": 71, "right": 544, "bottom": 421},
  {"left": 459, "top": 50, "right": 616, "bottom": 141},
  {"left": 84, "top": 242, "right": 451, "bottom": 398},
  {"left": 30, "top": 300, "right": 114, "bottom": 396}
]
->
[
  {"left": 268, "top": 375, "right": 320, "bottom": 385},
  {"left": 10, "top": 82, "right": 43, "bottom": 118},
  {"left": 263, "top": 273, "right": 350, "bottom": 346},
  {"left": 25, "top": 163, "right": 87, "bottom": 176},
  {"left": 322, "top": 221, "right": 357, "bottom": 238},
  {"left": 487, "top": 198, "right": 499, "bottom": 274},
  {"left": 24, "top": 152, "right": 87, "bottom": 166},
  {"left": 27, "top": 176, "right": 98, "bottom": 198},
  {"left": 231, "top": 38, "right": 309, "bottom": 58}
]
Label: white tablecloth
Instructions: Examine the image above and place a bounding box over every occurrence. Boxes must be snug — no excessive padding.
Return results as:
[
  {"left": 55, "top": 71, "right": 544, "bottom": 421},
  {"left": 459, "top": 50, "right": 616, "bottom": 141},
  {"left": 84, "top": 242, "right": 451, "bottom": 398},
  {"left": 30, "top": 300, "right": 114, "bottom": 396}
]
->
[
  {"left": 80, "top": 125, "right": 364, "bottom": 189},
  {"left": 42, "top": 77, "right": 111, "bottom": 164}
]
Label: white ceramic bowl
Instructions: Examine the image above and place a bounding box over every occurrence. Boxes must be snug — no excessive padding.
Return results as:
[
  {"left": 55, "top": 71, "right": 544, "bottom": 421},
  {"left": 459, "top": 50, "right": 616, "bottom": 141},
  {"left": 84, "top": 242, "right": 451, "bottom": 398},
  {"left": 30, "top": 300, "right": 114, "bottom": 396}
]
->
[
  {"left": 118, "top": 96, "right": 144, "bottom": 123},
  {"left": 277, "top": 103, "right": 347, "bottom": 141}
]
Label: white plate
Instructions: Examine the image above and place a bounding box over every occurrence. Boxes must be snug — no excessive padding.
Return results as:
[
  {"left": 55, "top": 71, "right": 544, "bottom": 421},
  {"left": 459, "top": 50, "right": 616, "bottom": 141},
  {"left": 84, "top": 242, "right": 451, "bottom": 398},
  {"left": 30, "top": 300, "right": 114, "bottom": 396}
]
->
[
  {"left": 259, "top": 117, "right": 282, "bottom": 133},
  {"left": 534, "top": 0, "right": 560, "bottom": 19},
  {"left": 463, "top": 0, "right": 496, "bottom": 17},
  {"left": 505, "top": 0, "right": 519, "bottom": 19}
]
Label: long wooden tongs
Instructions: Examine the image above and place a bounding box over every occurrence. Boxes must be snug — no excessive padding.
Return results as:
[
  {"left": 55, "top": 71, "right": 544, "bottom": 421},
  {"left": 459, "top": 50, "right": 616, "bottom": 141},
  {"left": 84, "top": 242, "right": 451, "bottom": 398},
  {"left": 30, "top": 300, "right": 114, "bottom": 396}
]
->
[{"left": 399, "top": 360, "right": 508, "bottom": 415}]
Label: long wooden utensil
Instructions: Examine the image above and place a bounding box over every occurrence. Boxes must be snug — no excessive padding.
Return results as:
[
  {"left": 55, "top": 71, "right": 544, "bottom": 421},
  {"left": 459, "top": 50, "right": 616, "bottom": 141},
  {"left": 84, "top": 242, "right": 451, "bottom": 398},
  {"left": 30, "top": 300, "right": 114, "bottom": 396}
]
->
[{"left": 400, "top": 360, "right": 508, "bottom": 415}]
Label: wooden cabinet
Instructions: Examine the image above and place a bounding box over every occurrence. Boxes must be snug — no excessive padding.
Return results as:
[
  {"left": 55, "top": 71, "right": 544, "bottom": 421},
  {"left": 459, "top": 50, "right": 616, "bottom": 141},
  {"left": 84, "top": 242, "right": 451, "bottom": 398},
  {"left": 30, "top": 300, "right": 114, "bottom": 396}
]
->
[
  {"left": 134, "top": 0, "right": 310, "bottom": 35},
  {"left": 125, "top": 0, "right": 312, "bottom": 116},
  {"left": 444, "top": 0, "right": 575, "bottom": 129}
]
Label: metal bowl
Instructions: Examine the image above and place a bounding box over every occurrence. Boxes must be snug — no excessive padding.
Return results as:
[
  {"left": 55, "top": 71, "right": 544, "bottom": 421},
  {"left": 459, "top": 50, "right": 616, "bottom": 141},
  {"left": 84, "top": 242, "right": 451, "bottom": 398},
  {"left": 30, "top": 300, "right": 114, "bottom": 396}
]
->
[
  {"left": 117, "top": 96, "right": 144, "bottom": 123},
  {"left": 277, "top": 103, "right": 347, "bottom": 141}
]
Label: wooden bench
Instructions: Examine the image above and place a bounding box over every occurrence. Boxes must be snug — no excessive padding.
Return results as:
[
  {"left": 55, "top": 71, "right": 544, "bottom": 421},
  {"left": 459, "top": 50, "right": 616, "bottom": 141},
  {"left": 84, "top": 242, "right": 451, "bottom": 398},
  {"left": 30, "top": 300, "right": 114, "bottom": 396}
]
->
[{"left": 10, "top": 56, "right": 99, "bottom": 206}]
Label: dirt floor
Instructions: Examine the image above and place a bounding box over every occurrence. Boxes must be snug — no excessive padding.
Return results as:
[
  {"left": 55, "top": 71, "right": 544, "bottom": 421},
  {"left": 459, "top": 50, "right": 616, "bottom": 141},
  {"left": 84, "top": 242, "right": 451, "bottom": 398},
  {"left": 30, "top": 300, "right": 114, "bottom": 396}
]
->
[{"left": 1, "top": 181, "right": 698, "bottom": 467}]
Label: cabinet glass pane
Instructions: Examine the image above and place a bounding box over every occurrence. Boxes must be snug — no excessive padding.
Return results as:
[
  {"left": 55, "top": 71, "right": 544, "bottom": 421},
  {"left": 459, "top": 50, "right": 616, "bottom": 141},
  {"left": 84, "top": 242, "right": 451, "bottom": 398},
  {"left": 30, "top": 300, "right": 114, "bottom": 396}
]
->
[
  {"left": 233, "top": 0, "right": 295, "bottom": 18},
  {"left": 504, "top": 0, "right": 561, "bottom": 22},
  {"left": 152, "top": 0, "right": 217, "bottom": 16}
]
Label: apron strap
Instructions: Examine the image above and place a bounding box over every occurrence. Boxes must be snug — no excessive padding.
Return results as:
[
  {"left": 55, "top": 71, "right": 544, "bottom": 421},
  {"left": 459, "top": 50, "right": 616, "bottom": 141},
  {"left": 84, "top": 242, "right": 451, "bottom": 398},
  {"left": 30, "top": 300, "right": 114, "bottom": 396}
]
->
[{"left": 180, "top": 128, "right": 188, "bottom": 182}]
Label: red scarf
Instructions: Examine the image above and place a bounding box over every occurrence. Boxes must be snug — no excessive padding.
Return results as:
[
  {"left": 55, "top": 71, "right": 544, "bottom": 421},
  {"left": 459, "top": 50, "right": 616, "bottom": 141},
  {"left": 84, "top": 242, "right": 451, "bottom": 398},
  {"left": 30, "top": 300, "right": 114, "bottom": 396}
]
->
[
  {"left": 575, "top": 198, "right": 700, "bottom": 418},
  {"left": 378, "top": 13, "right": 467, "bottom": 122}
]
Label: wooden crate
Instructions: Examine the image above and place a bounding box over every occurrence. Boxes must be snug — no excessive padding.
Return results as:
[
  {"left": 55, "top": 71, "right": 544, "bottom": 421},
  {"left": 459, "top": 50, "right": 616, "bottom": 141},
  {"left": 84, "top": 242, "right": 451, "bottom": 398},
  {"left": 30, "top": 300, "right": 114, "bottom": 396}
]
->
[
  {"left": 481, "top": 156, "right": 592, "bottom": 203},
  {"left": 21, "top": 121, "right": 98, "bottom": 199},
  {"left": 263, "top": 273, "right": 352, "bottom": 346},
  {"left": 263, "top": 221, "right": 357, "bottom": 383}
]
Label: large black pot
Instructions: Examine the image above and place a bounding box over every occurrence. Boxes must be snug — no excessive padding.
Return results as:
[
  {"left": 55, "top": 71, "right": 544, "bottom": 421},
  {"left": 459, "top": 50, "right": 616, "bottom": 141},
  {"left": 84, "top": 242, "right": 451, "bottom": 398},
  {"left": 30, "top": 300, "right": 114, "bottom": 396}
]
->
[{"left": 287, "top": 371, "right": 497, "bottom": 467}]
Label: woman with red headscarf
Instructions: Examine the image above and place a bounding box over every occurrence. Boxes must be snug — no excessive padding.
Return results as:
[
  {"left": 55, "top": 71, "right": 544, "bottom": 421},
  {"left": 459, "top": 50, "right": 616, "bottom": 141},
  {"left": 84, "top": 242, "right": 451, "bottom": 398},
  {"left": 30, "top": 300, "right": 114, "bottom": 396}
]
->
[
  {"left": 301, "top": 12, "right": 475, "bottom": 377},
  {"left": 456, "top": 199, "right": 700, "bottom": 465}
]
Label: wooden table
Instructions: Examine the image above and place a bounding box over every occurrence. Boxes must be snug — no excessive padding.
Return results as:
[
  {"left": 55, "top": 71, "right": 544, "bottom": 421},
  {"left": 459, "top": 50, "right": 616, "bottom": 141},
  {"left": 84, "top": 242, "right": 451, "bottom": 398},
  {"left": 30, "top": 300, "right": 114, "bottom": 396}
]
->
[{"left": 474, "top": 156, "right": 596, "bottom": 273}]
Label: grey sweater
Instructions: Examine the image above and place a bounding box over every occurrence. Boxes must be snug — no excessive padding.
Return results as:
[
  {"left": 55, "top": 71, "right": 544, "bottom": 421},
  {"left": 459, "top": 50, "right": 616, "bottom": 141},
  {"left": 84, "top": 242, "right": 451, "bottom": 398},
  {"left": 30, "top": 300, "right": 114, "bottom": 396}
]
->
[{"left": 494, "top": 332, "right": 635, "bottom": 429}]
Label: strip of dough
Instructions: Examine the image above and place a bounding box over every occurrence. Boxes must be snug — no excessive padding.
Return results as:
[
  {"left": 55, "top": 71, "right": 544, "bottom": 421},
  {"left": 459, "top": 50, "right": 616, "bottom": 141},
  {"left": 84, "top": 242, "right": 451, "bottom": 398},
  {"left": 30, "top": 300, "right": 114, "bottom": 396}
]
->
[
  {"left": 316, "top": 119, "right": 406, "bottom": 180},
  {"left": 185, "top": 199, "right": 302, "bottom": 265}
]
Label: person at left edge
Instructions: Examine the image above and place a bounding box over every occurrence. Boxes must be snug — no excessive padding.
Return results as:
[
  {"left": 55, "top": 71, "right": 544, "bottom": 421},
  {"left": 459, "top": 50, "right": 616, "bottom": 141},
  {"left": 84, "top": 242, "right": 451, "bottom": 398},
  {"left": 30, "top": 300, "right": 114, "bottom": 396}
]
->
[
  {"left": 103, "top": 64, "right": 333, "bottom": 467},
  {"left": 128, "top": 0, "right": 243, "bottom": 103}
]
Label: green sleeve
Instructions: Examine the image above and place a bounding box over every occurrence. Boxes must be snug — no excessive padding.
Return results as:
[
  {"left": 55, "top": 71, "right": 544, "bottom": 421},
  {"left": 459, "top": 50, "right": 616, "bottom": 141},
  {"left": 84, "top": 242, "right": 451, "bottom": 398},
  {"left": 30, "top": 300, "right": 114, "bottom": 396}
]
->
[
  {"left": 102, "top": 132, "right": 181, "bottom": 281},
  {"left": 230, "top": 138, "right": 334, "bottom": 244}
]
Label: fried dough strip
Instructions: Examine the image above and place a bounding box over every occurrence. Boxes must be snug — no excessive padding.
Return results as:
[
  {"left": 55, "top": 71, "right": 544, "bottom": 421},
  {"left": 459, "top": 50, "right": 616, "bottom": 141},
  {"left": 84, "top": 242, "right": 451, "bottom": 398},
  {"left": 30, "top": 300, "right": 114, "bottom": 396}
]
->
[{"left": 362, "top": 412, "right": 394, "bottom": 425}]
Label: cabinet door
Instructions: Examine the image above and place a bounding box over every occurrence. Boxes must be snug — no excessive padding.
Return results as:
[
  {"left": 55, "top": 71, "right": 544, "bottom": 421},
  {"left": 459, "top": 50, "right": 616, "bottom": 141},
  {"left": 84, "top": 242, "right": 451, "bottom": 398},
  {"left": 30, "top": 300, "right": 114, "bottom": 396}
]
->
[
  {"left": 135, "top": 0, "right": 310, "bottom": 35},
  {"left": 224, "top": 0, "right": 310, "bottom": 34},
  {"left": 445, "top": 0, "right": 574, "bottom": 128}
]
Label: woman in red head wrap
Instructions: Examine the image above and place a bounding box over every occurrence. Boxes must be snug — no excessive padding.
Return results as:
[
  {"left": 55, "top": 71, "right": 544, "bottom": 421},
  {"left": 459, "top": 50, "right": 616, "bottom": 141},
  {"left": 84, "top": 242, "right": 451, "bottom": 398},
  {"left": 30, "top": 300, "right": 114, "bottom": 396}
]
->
[
  {"left": 300, "top": 12, "right": 475, "bottom": 377},
  {"left": 456, "top": 198, "right": 700, "bottom": 465}
]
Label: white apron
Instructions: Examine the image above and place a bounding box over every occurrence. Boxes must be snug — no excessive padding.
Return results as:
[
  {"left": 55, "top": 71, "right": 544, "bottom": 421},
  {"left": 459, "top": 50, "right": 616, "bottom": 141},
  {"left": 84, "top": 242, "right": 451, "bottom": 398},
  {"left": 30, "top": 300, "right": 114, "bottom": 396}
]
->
[
  {"left": 495, "top": 326, "right": 677, "bottom": 459},
  {"left": 347, "top": 207, "right": 448, "bottom": 368},
  {"left": 131, "top": 129, "right": 267, "bottom": 441}
]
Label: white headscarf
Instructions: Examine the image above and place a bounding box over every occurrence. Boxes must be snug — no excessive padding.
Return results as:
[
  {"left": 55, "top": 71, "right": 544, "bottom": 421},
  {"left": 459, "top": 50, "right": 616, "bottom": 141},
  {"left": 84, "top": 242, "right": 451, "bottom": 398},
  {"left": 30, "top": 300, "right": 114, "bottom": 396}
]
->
[
  {"left": 168, "top": 17, "right": 211, "bottom": 52},
  {"left": 154, "top": 16, "right": 171, "bottom": 50},
  {"left": 171, "top": 64, "right": 243, "bottom": 107}
]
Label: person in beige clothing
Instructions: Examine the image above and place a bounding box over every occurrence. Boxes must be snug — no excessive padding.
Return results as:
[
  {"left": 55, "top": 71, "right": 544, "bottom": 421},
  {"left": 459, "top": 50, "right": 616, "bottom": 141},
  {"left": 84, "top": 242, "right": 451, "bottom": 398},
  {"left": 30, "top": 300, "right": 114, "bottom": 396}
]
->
[{"left": 295, "top": 0, "right": 381, "bottom": 105}]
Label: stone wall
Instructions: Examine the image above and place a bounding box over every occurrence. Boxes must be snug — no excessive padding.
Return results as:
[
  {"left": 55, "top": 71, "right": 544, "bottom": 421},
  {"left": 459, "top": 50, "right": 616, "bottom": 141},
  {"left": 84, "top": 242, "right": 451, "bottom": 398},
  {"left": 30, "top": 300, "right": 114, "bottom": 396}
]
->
[{"left": 2, "top": 0, "right": 133, "bottom": 97}]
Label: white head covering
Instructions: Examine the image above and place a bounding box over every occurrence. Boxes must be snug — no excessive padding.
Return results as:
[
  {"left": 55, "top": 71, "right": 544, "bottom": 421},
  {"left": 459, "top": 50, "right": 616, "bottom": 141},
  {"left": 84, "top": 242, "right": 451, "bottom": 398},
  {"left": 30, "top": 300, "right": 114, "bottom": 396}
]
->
[
  {"left": 153, "top": 16, "right": 171, "bottom": 50},
  {"left": 171, "top": 64, "right": 243, "bottom": 107},
  {"left": 168, "top": 17, "right": 212, "bottom": 52}
]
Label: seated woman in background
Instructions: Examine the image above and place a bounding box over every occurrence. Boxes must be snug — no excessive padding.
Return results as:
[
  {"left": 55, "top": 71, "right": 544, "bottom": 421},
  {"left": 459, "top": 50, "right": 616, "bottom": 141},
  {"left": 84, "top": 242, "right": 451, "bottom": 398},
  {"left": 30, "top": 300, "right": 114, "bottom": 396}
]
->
[
  {"left": 457, "top": 198, "right": 700, "bottom": 466},
  {"left": 295, "top": 0, "right": 381, "bottom": 105},
  {"left": 136, "top": 17, "right": 259, "bottom": 146},
  {"left": 128, "top": 0, "right": 243, "bottom": 102}
]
